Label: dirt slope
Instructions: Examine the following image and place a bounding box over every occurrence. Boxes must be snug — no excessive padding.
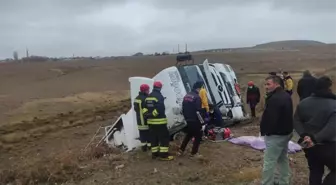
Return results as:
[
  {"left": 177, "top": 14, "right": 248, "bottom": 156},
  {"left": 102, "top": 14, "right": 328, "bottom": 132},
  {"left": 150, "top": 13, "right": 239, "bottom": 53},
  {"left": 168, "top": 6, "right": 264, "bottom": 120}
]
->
[{"left": 0, "top": 44, "right": 335, "bottom": 184}]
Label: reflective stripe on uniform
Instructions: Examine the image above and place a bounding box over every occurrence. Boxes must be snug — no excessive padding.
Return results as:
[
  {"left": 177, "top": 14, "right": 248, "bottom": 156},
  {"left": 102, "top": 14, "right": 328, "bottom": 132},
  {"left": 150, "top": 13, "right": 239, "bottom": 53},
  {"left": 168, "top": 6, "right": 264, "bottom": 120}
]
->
[
  {"left": 152, "top": 109, "right": 159, "bottom": 117},
  {"left": 151, "top": 146, "right": 159, "bottom": 153},
  {"left": 141, "top": 142, "right": 147, "bottom": 146},
  {"left": 138, "top": 125, "right": 149, "bottom": 130},
  {"left": 147, "top": 118, "right": 168, "bottom": 125},
  {"left": 159, "top": 146, "right": 169, "bottom": 153},
  {"left": 134, "top": 99, "right": 146, "bottom": 127},
  {"left": 145, "top": 97, "right": 158, "bottom": 102},
  {"left": 143, "top": 108, "right": 148, "bottom": 113}
]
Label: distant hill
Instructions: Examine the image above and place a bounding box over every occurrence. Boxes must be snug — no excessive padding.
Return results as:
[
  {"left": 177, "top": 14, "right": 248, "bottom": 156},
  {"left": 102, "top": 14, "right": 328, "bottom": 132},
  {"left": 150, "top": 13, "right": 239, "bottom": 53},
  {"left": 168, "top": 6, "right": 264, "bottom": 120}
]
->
[{"left": 254, "top": 40, "right": 326, "bottom": 49}]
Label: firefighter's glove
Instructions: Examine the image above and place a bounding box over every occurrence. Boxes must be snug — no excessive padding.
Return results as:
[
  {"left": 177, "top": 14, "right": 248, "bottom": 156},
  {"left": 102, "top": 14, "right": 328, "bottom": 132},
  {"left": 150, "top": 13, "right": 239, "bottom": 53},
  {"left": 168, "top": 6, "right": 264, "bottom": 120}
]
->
[{"left": 201, "top": 125, "right": 206, "bottom": 131}]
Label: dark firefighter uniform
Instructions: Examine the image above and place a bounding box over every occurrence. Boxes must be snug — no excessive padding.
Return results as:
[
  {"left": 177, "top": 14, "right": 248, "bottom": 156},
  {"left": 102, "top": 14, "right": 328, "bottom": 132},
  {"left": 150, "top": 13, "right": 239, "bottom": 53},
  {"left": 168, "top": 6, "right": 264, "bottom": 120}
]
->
[
  {"left": 143, "top": 81, "right": 174, "bottom": 161},
  {"left": 178, "top": 81, "right": 204, "bottom": 157},
  {"left": 133, "top": 84, "right": 151, "bottom": 152}
]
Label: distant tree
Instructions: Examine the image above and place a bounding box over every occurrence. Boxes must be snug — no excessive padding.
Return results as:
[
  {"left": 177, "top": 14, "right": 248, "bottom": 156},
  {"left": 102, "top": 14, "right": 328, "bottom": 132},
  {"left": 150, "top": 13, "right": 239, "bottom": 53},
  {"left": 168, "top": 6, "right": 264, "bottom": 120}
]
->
[
  {"left": 133, "top": 52, "right": 143, "bottom": 56},
  {"left": 13, "top": 51, "right": 18, "bottom": 61}
]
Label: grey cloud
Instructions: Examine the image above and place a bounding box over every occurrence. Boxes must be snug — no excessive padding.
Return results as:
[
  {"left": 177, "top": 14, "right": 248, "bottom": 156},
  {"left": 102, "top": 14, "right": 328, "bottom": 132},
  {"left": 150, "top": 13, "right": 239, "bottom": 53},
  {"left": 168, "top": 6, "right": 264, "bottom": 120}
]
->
[
  {"left": 146, "top": 0, "right": 336, "bottom": 14},
  {"left": 0, "top": 0, "right": 335, "bottom": 59},
  {"left": 270, "top": 0, "right": 336, "bottom": 14}
]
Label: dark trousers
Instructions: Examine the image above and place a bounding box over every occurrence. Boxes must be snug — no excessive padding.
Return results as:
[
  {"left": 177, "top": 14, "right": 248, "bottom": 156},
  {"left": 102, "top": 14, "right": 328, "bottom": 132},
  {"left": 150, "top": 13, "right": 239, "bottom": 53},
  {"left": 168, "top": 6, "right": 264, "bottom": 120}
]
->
[
  {"left": 249, "top": 102, "right": 257, "bottom": 117},
  {"left": 139, "top": 129, "right": 151, "bottom": 151},
  {"left": 149, "top": 124, "right": 170, "bottom": 158},
  {"left": 304, "top": 143, "right": 335, "bottom": 185},
  {"left": 180, "top": 122, "right": 202, "bottom": 155}
]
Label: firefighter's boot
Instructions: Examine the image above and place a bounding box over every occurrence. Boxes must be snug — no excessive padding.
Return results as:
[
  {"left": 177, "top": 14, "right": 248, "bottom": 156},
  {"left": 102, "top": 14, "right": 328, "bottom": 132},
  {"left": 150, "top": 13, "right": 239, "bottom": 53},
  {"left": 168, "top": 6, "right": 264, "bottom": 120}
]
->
[
  {"left": 159, "top": 155, "right": 174, "bottom": 161},
  {"left": 152, "top": 152, "right": 159, "bottom": 159},
  {"left": 141, "top": 145, "right": 148, "bottom": 152}
]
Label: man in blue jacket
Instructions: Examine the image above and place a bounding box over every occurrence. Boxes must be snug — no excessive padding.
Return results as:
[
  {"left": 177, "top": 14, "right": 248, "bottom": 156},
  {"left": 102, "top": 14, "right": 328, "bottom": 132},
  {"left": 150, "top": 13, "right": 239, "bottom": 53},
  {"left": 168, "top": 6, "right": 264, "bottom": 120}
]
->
[{"left": 177, "top": 81, "right": 204, "bottom": 158}]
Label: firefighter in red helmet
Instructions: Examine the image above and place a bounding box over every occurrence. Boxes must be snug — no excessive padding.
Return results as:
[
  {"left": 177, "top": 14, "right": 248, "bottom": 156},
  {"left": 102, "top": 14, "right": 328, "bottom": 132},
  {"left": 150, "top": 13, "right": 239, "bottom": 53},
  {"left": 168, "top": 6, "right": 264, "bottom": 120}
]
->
[
  {"left": 143, "top": 81, "right": 174, "bottom": 161},
  {"left": 134, "top": 84, "right": 151, "bottom": 152}
]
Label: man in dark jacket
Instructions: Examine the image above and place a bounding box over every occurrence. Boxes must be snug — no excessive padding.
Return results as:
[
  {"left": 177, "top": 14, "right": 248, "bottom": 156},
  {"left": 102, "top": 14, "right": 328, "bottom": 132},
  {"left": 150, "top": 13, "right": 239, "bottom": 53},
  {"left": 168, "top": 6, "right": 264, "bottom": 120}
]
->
[
  {"left": 246, "top": 81, "right": 260, "bottom": 118},
  {"left": 134, "top": 84, "right": 150, "bottom": 152},
  {"left": 297, "top": 70, "right": 317, "bottom": 101},
  {"left": 294, "top": 76, "right": 335, "bottom": 185},
  {"left": 260, "top": 75, "right": 293, "bottom": 185},
  {"left": 144, "top": 81, "right": 174, "bottom": 161},
  {"left": 177, "top": 81, "right": 204, "bottom": 158}
]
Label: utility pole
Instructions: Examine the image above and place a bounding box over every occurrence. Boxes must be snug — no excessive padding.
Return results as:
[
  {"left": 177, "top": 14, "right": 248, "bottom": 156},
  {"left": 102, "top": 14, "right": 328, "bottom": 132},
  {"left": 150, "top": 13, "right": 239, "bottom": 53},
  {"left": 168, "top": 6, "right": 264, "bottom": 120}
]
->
[
  {"left": 26, "top": 47, "right": 29, "bottom": 58},
  {"left": 177, "top": 44, "right": 180, "bottom": 53},
  {"left": 185, "top": 43, "right": 188, "bottom": 53}
]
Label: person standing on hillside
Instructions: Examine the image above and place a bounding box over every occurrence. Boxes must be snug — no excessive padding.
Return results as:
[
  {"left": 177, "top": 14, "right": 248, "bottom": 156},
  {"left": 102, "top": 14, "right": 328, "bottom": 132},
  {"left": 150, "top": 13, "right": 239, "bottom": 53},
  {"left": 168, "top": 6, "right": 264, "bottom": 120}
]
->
[
  {"left": 246, "top": 81, "right": 260, "bottom": 118},
  {"left": 134, "top": 84, "right": 151, "bottom": 152},
  {"left": 144, "top": 81, "right": 174, "bottom": 161},
  {"left": 294, "top": 76, "right": 335, "bottom": 185},
  {"left": 260, "top": 75, "right": 293, "bottom": 185},
  {"left": 177, "top": 81, "right": 204, "bottom": 158},
  {"left": 297, "top": 70, "right": 317, "bottom": 101},
  {"left": 283, "top": 71, "right": 294, "bottom": 96}
]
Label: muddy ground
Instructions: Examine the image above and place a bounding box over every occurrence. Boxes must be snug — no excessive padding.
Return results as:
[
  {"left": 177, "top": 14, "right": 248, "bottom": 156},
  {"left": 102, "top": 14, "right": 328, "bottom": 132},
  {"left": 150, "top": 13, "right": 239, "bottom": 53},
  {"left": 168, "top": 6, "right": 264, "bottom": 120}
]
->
[{"left": 0, "top": 44, "right": 335, "bottom": 184}]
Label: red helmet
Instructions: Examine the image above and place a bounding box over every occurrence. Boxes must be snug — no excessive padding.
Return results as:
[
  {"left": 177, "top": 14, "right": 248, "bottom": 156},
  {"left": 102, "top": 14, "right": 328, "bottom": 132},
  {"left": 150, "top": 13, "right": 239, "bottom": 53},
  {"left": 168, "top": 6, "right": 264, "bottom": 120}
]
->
[
  {"left": 153, "top": 81, "right": 163, "bottom": 88},
  {"left": 140, "top": 84, "right": 150, "bottom": 92},
  {"left": 247, "top": 81, "right": 254, "bottom": 87}
]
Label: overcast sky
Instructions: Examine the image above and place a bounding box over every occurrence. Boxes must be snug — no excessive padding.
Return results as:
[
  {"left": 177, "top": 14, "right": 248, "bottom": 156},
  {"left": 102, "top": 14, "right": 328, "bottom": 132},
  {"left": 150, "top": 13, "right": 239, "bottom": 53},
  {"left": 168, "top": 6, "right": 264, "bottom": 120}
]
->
[{"left": 0, "top": 0, "right": 335, "bottom": 59}]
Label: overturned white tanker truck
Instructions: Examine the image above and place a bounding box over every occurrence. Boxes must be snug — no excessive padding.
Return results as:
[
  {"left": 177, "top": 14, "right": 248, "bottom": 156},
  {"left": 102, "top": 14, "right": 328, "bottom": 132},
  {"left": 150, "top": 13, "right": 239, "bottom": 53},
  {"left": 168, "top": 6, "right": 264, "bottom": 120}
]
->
[{"left": 103, "top": 58, "right": 250, "bottom": 151}]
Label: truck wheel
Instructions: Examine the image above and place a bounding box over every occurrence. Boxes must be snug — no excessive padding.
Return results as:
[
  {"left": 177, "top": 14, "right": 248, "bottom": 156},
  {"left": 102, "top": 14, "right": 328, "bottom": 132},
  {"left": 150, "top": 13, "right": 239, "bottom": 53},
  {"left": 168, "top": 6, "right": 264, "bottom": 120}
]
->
[{"left": 172, "top": 132, "right": 184, "bottom": 141}]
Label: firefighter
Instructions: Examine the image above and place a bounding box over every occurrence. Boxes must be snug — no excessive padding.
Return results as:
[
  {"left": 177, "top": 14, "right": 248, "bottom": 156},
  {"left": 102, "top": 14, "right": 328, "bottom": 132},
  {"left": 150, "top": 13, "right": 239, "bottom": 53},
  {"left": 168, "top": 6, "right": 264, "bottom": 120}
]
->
[
  {"left": 133, "top": 84, "right": 151, "bottom": 152},
  {"left": 177, "top": 81, "right": 204, "bottom": 158},
  {"left": 283, "top": 71, "right": 294, "bottom": 96},
  {"left": 144, "top": 81, "right": 174, "bottom": 161},
  {"left": 246, "top": 81, "right": 260, "bottom": 118}
]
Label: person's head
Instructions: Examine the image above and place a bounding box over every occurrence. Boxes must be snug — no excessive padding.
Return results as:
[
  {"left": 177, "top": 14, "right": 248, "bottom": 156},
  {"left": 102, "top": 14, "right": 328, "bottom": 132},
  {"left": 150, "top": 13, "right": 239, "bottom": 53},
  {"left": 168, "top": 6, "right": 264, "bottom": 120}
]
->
[
  {"left": 153, "top": 81, "right": 163, "bottom": 91},
  {"left": 139, "top": 84, "right": 150, "bottom": 95},
  {"left": 247, "top": 81, "right": 254, "bottom": 87},
  {"left": 283, "top": 71, "right": 289, "bottom": 77},
  {"left": 314, "top": 76, "right": 332, "bottom": 93},
  {"left": 265, "top": 75, "right": 283, "bottom": 93},
  {"left": 303, "top": 70, "right": 311, "bottom": 77},
  {"left": 192, "top": 81, "right": 204, "bottom": 92}
]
